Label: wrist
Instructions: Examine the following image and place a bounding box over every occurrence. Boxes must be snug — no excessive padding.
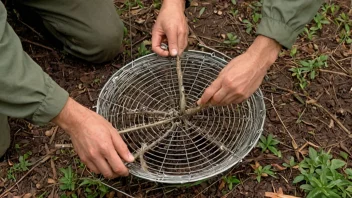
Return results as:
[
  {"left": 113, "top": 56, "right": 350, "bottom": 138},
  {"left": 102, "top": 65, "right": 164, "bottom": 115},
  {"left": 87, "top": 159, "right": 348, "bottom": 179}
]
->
[
  {"left": 161, "top": 0, "right": 185, "bottom": 11},
  {"left": 51, "top": 97, "right": 89, "bottom": 134},
  {"left": 247, "top": 35, "right": 281, "bottom": 69}
]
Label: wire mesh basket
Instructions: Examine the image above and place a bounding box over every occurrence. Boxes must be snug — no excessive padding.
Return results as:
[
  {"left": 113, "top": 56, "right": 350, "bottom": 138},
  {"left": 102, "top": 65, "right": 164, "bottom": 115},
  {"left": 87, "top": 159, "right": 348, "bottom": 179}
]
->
[{"left": 96, "top": 50, "right": 266, "bottom": 183}]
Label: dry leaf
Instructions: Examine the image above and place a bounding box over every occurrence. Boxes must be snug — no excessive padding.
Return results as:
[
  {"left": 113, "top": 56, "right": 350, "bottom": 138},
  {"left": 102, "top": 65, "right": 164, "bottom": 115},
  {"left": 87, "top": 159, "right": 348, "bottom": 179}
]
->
[
  {"left": 23, "top": 193, "right": 32, "bottom": 198},
  {"left": 217, "top": 10, "right": 223, "bottom": 15},
  {"left": 271, "top": 164, "right": 287, "bottom": 171},
  {"left": 265, "top": 187, "right": 300, "bottom": 198},
  {"left": 329, "top": 119, "right": 334, "bottom": 128},
  {"left": 218, "top": 180, "right": 226, "bottom": 191},
  {"left": 135, "top": 18, "right": 145, "bottom": 24},
  {"left": 251, "top": 161, "right": 260, "bottom": 170},
  {"left": 306, "top": 99, "right": 317, "bottom": 104},
  {"left": 45, "top": 128, "right": 54, "bottom": 137},
  {"left": 190, "top": 1, "right": 199, "bottom": 6},
  {"left": 47, "top": 178, "right": 56, "bottom": 184},
  {"left": 221, "top": 34, "right": 226, "bottom": 39}
]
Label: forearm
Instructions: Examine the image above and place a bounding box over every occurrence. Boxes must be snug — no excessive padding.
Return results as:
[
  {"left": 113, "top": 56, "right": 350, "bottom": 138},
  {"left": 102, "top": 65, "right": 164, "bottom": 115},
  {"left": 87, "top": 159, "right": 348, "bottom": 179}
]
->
[
  {"left": 0, "top": 2, "right": 68, "bottom": 125},
  {"left": 246, "top": 35, "right": 281, "bottom": 70}
]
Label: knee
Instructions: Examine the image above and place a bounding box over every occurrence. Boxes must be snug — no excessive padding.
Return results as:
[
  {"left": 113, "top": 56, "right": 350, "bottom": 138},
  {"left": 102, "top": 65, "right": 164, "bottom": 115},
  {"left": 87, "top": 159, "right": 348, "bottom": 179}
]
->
[{"left": 85, "top": 21, "right": 124, "bottom": 63}]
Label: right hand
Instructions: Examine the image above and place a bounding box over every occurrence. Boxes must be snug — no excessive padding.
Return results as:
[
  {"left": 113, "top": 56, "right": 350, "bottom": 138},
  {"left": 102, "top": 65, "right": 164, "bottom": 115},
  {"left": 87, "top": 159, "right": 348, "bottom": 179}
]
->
[
  {"left": 152, "top": 0, "right": 188, "bottom": 56},
  {"left": 52, "top": 98, "right": 134, "bottom": 179}
]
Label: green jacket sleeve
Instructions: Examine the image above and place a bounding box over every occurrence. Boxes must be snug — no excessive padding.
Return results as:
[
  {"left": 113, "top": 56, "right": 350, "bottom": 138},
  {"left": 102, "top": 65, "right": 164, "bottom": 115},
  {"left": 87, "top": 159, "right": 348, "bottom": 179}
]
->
[
  {"left": 0, "top": 2, "right": 69, "bottom": 126},
  {"left": 256, "top": 0, "right": 324, "bottom": 49}
]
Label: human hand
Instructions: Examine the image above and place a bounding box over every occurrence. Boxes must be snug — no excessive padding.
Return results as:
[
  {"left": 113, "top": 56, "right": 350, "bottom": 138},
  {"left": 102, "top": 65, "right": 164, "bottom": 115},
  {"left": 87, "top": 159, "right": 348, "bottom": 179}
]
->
[
  {"left": 197, "top": 36, "right": 281, "bottom": 106},
  {"left": 52, "top": 98, "right": 134, "bottom": 179},
  {"left": 152, "top": 0, "right": 188, "bottom": 56}
]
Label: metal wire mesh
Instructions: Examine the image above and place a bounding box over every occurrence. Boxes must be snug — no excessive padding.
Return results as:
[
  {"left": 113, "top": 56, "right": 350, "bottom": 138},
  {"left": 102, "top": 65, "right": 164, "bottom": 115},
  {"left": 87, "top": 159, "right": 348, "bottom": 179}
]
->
[{"left": 96, "top": 51, "right": 265, "bottom": 183}]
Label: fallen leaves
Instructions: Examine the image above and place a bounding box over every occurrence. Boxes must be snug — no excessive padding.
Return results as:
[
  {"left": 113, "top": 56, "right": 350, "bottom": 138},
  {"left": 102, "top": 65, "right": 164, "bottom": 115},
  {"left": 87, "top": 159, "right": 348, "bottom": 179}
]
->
[{"left": 265, "top": 187, "right": 300, "bottom": 198}]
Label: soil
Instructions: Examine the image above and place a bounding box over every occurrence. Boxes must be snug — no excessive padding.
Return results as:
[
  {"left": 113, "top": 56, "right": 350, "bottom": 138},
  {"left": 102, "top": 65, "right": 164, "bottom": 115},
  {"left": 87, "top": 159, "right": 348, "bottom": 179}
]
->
[{"left": 1, "top": 0, "right": 351, "bottom": 198}]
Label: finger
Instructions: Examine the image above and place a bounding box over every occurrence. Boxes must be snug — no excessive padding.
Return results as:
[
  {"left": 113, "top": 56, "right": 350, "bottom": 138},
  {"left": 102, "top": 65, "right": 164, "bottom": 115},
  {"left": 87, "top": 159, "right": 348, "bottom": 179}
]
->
[
  {"left": 164, "top": 26, "right": 178, "bottom": 56},
  {"left": 112, "top": 131, "right": 135, "bottom": 163},
  {"left": 197, "top": 78, "right": 222, "bottom": 105},
  {"left": 177, "top": 26, "right": 188, "bottom": 56},
  {"left": 210, "top": 87, "right": 229, "bottom": 106},
  {"left": 93, "top": 156, "right": 117, "bottom": 179},
  {"left": 233, "top": 97, "right": 246, "bottom": 104},
  {"left": 105, "top": 149, "right": 129, "bottom": 176},
  {"left": 222, "top": 94, "right": 239, "bottom": 105},
  {"left": 152, "top": 29, "right": 169, "bottom": 57},
  {"left": 85, "top": 160, "right": 100, "bottom": 174}
]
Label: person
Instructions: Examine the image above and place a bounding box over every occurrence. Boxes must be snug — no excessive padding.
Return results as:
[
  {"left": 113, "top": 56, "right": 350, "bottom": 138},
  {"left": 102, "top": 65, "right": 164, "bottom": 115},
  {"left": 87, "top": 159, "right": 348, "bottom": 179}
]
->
[{"left": 0, "top": 0, "right": 323, "bottom": 179}]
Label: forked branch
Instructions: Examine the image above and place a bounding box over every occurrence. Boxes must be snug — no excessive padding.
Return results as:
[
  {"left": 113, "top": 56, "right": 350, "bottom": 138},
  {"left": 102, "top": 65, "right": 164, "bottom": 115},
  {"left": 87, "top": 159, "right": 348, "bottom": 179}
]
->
[{"left": 132, "top": 122, "right": 178, "bottom": 171}]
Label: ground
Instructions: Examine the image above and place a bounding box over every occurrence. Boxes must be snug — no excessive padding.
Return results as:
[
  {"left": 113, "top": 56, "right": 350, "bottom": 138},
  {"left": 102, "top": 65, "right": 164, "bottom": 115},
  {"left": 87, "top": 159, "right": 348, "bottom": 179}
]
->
[{"left": 0, "top": 0, "right": 352, "bottom": 197}]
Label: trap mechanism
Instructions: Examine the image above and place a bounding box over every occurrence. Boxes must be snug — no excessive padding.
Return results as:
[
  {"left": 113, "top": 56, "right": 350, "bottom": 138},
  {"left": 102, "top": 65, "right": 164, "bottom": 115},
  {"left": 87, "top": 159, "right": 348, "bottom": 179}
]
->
[{"left": 96, "top": 51, "right": 265, "bottom": 183}]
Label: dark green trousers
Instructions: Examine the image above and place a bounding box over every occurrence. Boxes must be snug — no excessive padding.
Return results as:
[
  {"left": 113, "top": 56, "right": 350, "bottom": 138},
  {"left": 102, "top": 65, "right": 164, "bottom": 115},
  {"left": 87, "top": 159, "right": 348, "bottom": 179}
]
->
[{"left": 0, "top": 0, "right": 124, "bottom": 157}]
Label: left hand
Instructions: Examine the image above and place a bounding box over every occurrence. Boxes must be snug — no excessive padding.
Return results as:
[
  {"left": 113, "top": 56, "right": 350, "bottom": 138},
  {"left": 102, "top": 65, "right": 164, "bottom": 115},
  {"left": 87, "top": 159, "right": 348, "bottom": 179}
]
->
[
  {"left": 197, "top": 36, "right": 281, "bottom": 106},
  {"left": 152, "top": 0, "right": 188, "bottom": 57}
]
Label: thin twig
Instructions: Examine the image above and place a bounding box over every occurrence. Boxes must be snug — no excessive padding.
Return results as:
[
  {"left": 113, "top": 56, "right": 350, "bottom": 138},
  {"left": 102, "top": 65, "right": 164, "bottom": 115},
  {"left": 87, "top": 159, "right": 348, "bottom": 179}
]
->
[
  {"left": 0, "top": 151, "right": 55, "bottom": 198},
  {"left": 49, "top": 126, "right": 59, "bottom": 144},
  {"left": 265, "top": 94, "right": 299, "bottom": 159},
  {"left": 319, "top": 69, "right": 352, "bottom": 78},
  {"left": 118, "top": 117, "right": 175, "bottom": 134},
  {"left": 176, "top": 56, "right": 186, "bottom": 114},
  {"left": 18, "top": 20, "right": 44, "bottom": 39},
  {"left": 20, "top": 38, "right": 54, "bottom": 51}
]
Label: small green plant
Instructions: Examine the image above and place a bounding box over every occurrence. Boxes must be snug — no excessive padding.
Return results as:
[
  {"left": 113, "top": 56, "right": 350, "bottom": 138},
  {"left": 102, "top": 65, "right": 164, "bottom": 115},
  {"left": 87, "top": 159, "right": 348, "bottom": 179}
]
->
[
  {"left": 59, "top": 166, "right": 77, "bottom": 191},
  {"left": 230, "top": 9, "right": 238, "bottom": 17},
  {"left": 338, "top": 24, "right": 352, "bottom": 44},
  {"left": 258, "top": 134, "right": 282, "bottom": 158},
  {"left": 322, "top": 3, "right": 340, "bottom": 16},
  {"left": 222, "top": 175, "right": 240, "bottom": 190},
  {"left": 152, "top": 0, "right": 161, "bottom": 9},
  {"left": 302, "top": 27, "right": 317, "bottom": 41},
  {"left": 283, "top": 156, "right": 298, "bottom": 169},
  {"left": 254, "top": 164, "right": 276, "bottom": 183},
  {"left": 293, "top": 147, "right": 352, "bottom": 198},
  {"left": 224, "top": 33, "right": 240, "bottom": 46},
  {"left": 7, "top": 152, "right": 33, "bottom": 180},
  {"left": 289, "top": 55, "right": 328, "bottom": 90},
  {"left": 137, "top": 42, "right": 150, "bottom": 57},
  {"left": 336, "top": 13, "right": 351, "bottom": 26},
  {"left": 290, "top": 46, "right": 298, "bottom": 58},
  {"left": 242, "top": 12, "right": 262, "bottom": 34},
  {"left": 312, "top": 13, "right": 330, "bottom": 30},
  {"left": 79, "top": 179, "right": 109, "bottom": 198}
]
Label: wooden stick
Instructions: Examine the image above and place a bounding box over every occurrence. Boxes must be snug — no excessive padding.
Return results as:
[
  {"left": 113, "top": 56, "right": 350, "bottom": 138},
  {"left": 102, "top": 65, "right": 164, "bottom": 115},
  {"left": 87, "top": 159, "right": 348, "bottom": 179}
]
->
[
  {"left": 118, "top": 117, "right": 175, "bottom": 134},
  {"left": 132, "top": 123, "right": 178, "bottom": 171},
  {"left": 176, "top": 56, "right": 186, "bottom": 114}
]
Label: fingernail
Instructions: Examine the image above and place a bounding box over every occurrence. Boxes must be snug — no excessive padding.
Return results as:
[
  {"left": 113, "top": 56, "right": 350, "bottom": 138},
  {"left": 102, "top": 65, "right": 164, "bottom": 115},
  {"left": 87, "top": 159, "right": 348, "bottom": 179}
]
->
[
  {"left": 171, "top": 49, "right": 178, "bottom": 56},
  {"left": 128, "top": 153, "right": 135, "bottom": 162},
  {"left": 196, "top": 99, "right": 201, "bottom": 105}
]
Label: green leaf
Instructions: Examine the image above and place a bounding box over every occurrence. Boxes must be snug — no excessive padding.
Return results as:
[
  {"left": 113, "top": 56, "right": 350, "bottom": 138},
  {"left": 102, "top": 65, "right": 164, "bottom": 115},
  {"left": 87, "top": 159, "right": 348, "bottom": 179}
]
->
[
  {"left": 267, "top": 134, "right": 273, "bottom": 144},
  {"left": 327, "top": 179, "right": 342, "bottom": 188},
  {"left": 330, "top": 159, "right": 346, "bottom": 170},
  {"left": 300, "top": 61, "right": 310, "bottom": 67},
  {"left": 344, "top": 169, "right": 352, "bottom": 176},
  {"left": 229, "top": 182, "right": 233, "bottom": 190},
  {"left": 346, "top": 186, "right": 352, "bottom": 193},
  {"left": 300, "top": 184, "right": 313, "bottom": 191},
  {"left": 339, "top": 151, "right": 348, "bottom": 160},
  {"left": 268, "top": 146, "right": 279, "bottom": 156},
  {"left": 231, "top": 0, "right": 236, "bottom": 5},
  {"left": 293, "top": 175, "right": 305, "bottom": 184},
  {"left": 198, "top": 7, "right": 206, "bottom": 18},
  {"left": 309, "top": 147, "right": 318, "bottom": 160},
  {"left": 307, "top": 188, "right": 323, "bottom": 198}
]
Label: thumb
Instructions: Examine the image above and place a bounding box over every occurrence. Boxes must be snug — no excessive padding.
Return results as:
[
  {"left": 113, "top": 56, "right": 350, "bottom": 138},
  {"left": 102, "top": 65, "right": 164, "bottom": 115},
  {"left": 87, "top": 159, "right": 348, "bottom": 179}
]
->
[
  {"left": 112, "top": 131, "right": 134, "bottom": 163},
  {"left": 165, "top": 26, "right": 178, "bottom": 56}
]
